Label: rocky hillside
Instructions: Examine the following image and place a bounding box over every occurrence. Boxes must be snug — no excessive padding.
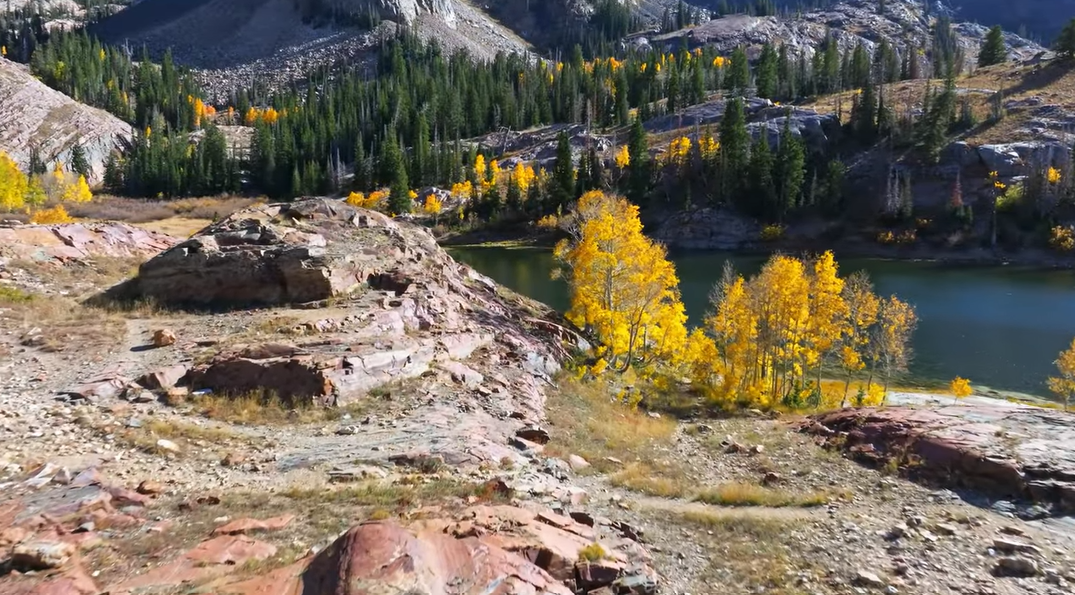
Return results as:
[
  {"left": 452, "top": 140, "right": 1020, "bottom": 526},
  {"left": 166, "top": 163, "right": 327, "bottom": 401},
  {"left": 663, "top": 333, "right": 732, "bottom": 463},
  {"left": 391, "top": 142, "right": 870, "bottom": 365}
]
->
[
  {"left": 88, "top": 0, "right": 534, "bottom": 93},
  {"left": 0, "top": 59, "right": 131, "bottom": 184},
  {"left": 3, "top": 204, "right": 1075, "bottom": 593},
  {"left": 655, "top": 0, "right": 1044, "bottom": 68}
]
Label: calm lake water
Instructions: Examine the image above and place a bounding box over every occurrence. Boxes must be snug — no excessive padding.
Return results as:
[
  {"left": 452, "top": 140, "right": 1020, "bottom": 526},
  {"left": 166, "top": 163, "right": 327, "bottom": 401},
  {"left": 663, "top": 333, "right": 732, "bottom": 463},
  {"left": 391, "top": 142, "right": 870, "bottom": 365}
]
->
[{"left": 451, "top": 246, "right": 1075, "bottom": 399}]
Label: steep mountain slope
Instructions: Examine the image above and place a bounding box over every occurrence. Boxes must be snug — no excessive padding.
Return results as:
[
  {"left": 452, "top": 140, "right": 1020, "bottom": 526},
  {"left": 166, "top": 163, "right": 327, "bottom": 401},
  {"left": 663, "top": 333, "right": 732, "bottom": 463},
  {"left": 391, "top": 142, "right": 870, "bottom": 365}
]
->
[
  {"left": 90, "top": 0, "right": 531, "bottom": 69},
  {"left": 0, "top": 59, "right": 131, "bottom": 184}
]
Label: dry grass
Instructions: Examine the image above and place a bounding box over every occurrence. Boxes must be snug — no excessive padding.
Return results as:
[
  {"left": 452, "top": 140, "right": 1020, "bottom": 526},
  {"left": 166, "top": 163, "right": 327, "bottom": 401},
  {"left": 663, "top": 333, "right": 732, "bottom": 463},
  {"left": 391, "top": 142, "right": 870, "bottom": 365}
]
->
[
  {"left": 544, "top": 376, "right": 679, "bottom": 473},
  {"left": 191, "top": 393, "right": 371, "bottom": 426},
  {"left": 693, "top": 482, "right": 832, "bottom": 508},
  {"left": 68, "top": 195, "right": 259, "bottom": 225},
  {"left": 665, "top": 506, "right": 820, "bottom": 594},
  {"left": 0, "top": 287, "right": 126, "bottom": 353},
  {"left": 134, "top": 217, "right": 213, "bottom": 238},
  {"left": 674, "top": 508, "right": 794, "bottom": 539},
  {"left": 609, "top": 461, "right": 692, "bottom": 498},
  {"left": 12, "top": 256, "right": 144, "bottom": 290},
  {"left": 77, "top": 415, "right": 248, "bottom": 455}
]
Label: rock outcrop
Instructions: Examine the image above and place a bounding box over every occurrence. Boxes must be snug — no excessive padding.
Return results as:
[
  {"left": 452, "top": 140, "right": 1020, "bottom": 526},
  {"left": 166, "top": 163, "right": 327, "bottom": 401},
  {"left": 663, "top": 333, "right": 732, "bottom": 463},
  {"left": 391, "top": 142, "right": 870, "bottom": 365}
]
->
[
  {"left": 107, "top": 198, "right": 577, "bottom": 470},
  {"left": 0, "top": 222, "right": 178, "bottom": 264},
  {"left": 802, "top": 404, "right": 1075, "bottom": 515},
  {"left": 0, "top": 60, "right": 132, "bottom": 185},
  {"left": 657, "top": 0, "right": 1044, "bottom": 69}
]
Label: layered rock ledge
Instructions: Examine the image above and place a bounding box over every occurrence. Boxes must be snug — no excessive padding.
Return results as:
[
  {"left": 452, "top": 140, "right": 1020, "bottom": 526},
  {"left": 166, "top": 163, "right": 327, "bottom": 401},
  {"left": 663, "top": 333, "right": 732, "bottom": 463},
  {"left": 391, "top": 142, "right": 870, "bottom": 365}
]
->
[{"left": 802, "top": 404, "right": 1075, "bottom": 515}]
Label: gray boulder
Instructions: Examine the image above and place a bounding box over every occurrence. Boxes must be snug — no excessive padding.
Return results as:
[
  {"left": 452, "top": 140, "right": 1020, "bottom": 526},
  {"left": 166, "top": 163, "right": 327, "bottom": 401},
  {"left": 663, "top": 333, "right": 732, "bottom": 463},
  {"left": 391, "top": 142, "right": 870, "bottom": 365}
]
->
[{"left": 977, "top": 142, "right": 1071, "bottom": 177}]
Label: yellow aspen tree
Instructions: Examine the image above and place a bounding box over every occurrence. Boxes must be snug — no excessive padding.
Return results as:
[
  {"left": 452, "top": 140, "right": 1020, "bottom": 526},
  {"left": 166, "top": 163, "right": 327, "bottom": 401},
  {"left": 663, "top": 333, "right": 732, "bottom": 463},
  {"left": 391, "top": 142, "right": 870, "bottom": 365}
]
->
[
  {"left": 1048, "top": 337, "right": 1075, "bottom": 410},
  {"left": 63, "top": 175, "right": 92, "bottom": 203},
  {"left": 805, "top": 251, "right": 849, "bottom": 394},
  {"left": 614, "top": 145, "right": 630, "bottom": 169},
  {"left": 706, "top": 270, "right": 758, "bottom": 402},
  {"left": 747, "top": 255, "right": 811, "bottom": 405},
  {"left": 950, "top": 377, "right": 972, "bottom": 403},
  {"left": 872, "top": 295, "right": 918, "bottom": 402},
  {"left": 839, "top": 271, "right": 880, "bottom": 407},
  {"left": 30, "top": 204, "right": 73, "bottom": 224},
  {"left": 423, "top": 194, "right": 442, "bottom": 223},
  {"left": 0, "top": 151, "right": 29, "bottom": 210},
  {"left": 554, "top": 190, "right": 687, "bottom": 373}
]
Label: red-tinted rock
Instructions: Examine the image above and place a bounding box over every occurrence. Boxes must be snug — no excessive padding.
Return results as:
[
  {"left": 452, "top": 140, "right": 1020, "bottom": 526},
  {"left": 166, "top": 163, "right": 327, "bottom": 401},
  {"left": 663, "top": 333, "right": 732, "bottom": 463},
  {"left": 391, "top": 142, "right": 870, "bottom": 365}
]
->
[
  {"left": 107, "top": 535, "right": 277, "bottom": 593},
  {"left": 223, "top": 521, "right": 572, "bottom": 595},
  {"left": 139, "top": 365, "right": 189, "bottom": 390},
  {"left": 211, "top": 514, "right": 296, "bottom": 536},
  {"left": 135, "top": 480, "right": 164, "bottom": 496},
  {"left": 804, "top": 404, "right": 1075, "bottom": 513}
]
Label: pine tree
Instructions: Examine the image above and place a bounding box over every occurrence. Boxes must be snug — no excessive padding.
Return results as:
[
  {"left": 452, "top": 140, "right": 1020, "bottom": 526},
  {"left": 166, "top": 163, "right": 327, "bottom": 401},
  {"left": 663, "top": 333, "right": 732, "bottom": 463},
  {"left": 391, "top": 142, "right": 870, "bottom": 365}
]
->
[
  {"left": 728, "top": 46, "right": 751, "bottom": 94},
  {"left": 353, "top": 134, "right": 371, "bottom": 191},
  {"left": 749, "top": 135, "right": 776, "bottom": 219},
  {"left": 720, "top": 97, "right": 750, "bottom": 205},
  {"left": 775, "top": 118, "right": 806, "bottom": 218},
  {"left": 381, "top": 134, "right": 411, "bottom": 214},
  {"left": 852, "top": 84, "right": 878, "bottom": 142},
  {"left": 70, "top": 144, "right": 90, "bottom": 180},
  {"left": 1057, "top": 19, "right": 1075, "bottom": 60},
  {"left": 626, "top": 118, "right": 650, "bottom": 205},
  {"left": 756, "top": 43, "right": 778, "bottom": 99},
  {"left": 552, "top": 131, "right": 575, "bottom": 211},
  {"left": 978, "top": 25, "right": 1007, "bottom": 67}
]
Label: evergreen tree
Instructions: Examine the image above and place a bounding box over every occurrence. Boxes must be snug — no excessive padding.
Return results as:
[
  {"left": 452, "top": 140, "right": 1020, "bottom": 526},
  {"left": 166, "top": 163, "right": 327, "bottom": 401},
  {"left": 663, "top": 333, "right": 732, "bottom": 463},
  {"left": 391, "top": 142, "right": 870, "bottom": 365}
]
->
[
  {"left": 728, "top": 46, "right": 751, "bottom": 94},
  {"left": 852, "top": 84, "right": 878, "bottom": 142},
  {"left": 978, "top": 25, "right": 1007, "bottom": 67},
  {"left": 1057, "top": 18, "right": 1075, "bottom": 59},
  {"left": 381, "top": 133, "right": 411, "bottom": 214},
  {"left": 756, "top": 43, "right": 778, "bottom": 99},
  {"left": 626, "top": 118, "right": 650, "bottom": 205},
  {"left": 551, "top": 131, "right": 575, "bottom": 211},
  {"left": 749, "top": 135, "right": 776, "bottom": 219},
  {"left": 775, "top": 117, "right": 806, "bottom": 216},
  {"left": 69, "top": 144, "right": 90, "bottom": 180},
  {"left": 719, "top": 97, "right": 750, "bottom": 205}
]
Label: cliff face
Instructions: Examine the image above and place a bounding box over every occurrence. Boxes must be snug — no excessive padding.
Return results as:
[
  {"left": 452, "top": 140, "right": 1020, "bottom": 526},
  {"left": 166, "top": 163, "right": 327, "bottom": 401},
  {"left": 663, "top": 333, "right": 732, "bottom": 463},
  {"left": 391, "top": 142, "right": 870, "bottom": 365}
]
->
[{"left": 0, "top": 59, "right": 131, "bottom": 184}]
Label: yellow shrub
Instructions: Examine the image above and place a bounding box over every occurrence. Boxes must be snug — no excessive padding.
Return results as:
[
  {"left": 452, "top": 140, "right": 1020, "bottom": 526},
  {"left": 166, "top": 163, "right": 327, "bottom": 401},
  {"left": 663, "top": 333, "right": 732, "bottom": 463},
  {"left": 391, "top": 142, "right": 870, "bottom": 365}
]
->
[
  {"left": 536, "top": 214, "right": 559, "bottom": 230},
  {"left": 876, "top": 231, "right": 895, "bottom": 244},
  {"left": 1050, "top": 226, "right": 1075, "bottom": 252},
  {"left": 950, "top": 376, "right": 972, "bottom": 400},
  {"left": 759, "top": 224, "right": 784, "bottom": 241},
  {"left": 30, "top": 205, "right": 74, "bottom": 224},
  {"left": 896, "top": 229, "right": 916, "bottom": 244}
]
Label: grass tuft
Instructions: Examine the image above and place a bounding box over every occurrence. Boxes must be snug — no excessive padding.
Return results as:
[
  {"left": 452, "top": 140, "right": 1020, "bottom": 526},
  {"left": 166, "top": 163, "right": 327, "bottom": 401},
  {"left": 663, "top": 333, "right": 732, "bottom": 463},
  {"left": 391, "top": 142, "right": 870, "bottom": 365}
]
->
[
  {"left": 577, "top": 543, "right": 607, "bottom": 562},
  {"left": 693, "top": 482, "right": 831, "bottom": 508}
]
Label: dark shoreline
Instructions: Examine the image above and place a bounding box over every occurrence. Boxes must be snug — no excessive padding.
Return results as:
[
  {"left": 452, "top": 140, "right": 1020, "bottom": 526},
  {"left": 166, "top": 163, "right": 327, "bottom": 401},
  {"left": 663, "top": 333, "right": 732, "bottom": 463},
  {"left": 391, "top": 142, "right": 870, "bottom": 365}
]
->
[{"left": 438, "top": 227, "right": 1075, "bottom": 271}]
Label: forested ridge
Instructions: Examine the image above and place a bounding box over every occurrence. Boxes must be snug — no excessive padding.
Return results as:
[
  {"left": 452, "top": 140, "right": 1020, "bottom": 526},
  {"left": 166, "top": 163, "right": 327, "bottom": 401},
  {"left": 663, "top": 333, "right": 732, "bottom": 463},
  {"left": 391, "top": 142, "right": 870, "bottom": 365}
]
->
[{"left": 4, "top": 0, "right": 1075, "bottom": 236}]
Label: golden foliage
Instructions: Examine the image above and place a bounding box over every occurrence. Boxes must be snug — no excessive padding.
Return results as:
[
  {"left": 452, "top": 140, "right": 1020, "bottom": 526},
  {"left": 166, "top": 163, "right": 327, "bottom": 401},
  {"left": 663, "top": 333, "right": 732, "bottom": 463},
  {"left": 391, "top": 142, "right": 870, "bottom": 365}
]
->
[
  {"left": 0, "top": 151, "right": 30, "bottom": 211},
  {"left": 759, "top": 224, "right": 784, "bottom": 241},
  {"left": 697, "top": 253, "right": 915, "bottom": 409},
  {"left": 1049, "top": 226, "right": 1075, "bottom": 252},
  {"left": 423, "top": 194, "right": 443, "bottom": 216},
  {"left": 614, "top": 145, "right": 630, "bottom": 169},
  {"left": 950, "top": 376, "right": 972, "bottom": 401},
  {"left": 536, "top": 214, "right": 559, "bottom": 230},
  {"left": 346, "top": 189, "right": 388, "bottom": 210},
  {"left": 555, "top": 191, "right": 688, "bottom": 372},
  {"left": 30, "top": 204, "right": 73, "bottom": 224},
  {"left": 664, "top": 136, "right": 692, "bottom": 166},
  {"left": 1048, "top": 337, "right": 1075, "bottom": 410},
  {"left": 1048, "top": 167, "right": 1062, "bottom": 184}
]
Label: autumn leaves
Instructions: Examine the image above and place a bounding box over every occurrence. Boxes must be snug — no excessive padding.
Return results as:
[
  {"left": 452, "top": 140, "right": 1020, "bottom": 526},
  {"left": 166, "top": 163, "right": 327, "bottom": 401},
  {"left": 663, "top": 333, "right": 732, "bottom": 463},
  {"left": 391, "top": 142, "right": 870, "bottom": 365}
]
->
[
  {"left": 556, "top": 190, "right": 918, "bottom": 410},
  {"left": 0, "top": 152, "right": 92, "bottom": 221}
]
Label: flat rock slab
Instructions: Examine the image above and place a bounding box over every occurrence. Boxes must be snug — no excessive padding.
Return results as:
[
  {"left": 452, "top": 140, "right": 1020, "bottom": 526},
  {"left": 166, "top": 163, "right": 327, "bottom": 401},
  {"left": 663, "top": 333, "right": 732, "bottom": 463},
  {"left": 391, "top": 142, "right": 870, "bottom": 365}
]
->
[
  {"left": 0, "top": 223, "right": 177, "bottom": 263},
  {"left": 803, "top": 404, "right": 1075, "bottom": 513}
]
